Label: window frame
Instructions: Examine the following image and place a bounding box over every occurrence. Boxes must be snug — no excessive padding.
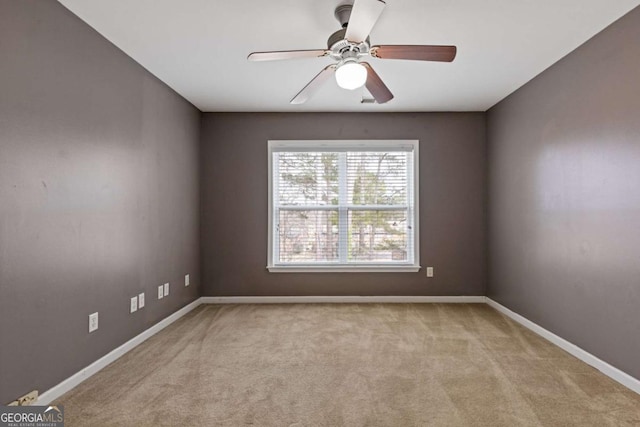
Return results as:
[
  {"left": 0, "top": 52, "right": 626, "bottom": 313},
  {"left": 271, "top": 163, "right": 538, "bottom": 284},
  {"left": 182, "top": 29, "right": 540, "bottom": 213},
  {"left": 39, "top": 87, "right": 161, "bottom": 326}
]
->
[{"left": 267, "top": 140, "right": 420, "bottom": 273}]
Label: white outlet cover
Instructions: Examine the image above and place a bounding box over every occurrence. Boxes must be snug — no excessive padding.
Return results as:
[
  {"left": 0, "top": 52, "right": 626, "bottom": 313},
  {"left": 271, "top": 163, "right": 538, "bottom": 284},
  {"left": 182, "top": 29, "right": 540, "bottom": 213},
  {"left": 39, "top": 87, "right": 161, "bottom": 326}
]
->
[
  {"left": 138, "top": 292, "right": 145, "bottom": 308},
  {"left": 164, "top": 282, "right": 169, "bottom": 296},
  {"left": 426, "top": 267, "right": 434, "bottom": 278},
  {"left": 89, "top": 312, "right": 99, "bottom": 333},
  {"left": 158, "top": 285, "right": 164, "bottom": 299},
  {"left": 130, "top": 296, "right": 138, "bottom": 313},
  {"left": 185, "top": 274, "right": 190, "bottom": 287}
]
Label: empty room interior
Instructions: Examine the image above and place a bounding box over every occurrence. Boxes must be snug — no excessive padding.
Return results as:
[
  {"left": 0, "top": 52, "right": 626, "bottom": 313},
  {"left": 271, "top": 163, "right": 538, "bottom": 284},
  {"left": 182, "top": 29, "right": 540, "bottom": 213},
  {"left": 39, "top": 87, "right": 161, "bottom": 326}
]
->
[{"left": 2, "top": 0, "right": 640, "bottom": 425}]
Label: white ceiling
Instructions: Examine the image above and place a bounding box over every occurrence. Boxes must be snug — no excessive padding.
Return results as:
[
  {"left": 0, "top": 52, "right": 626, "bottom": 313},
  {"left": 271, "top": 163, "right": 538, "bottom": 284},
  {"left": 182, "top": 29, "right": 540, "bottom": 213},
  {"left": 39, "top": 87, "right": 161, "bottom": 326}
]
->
[{"left": 58, "top": 0, "right": 639, "bottom": 112}]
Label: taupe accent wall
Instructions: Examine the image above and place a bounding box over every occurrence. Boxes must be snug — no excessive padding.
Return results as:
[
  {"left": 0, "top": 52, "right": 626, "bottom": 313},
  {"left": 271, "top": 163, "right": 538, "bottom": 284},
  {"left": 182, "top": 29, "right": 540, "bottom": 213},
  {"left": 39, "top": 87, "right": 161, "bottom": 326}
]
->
[
  {"left": 200, "top": 113, "right": 486, "bottom": 297},
  {"left": 0, "top": 1, "right": 200, "bottom": 403},
  {"left": 487, "top": 7, "right": 640, "bottom": 379}
]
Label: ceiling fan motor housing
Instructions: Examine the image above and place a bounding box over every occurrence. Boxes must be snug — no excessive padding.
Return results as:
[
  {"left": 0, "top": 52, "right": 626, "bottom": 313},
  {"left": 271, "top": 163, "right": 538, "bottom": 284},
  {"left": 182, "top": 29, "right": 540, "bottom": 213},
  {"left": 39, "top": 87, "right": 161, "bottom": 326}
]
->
[
  {"left": 328, "top": 31, "right": 370, "bottom": 62},
  {"left": 327, "top": 29, "right": 348, "bottom": 50},
  {"left": 328, "top": 5, "right": 371, "bottom": 61}
]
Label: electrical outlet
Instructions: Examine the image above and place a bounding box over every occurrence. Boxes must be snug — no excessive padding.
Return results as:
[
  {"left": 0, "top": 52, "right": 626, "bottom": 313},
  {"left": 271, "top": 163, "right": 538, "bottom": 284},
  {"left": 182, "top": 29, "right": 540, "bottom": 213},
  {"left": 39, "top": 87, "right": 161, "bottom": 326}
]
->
[
  {"left": 185, "top": 274, "right": 190, "bottom": 287},
  {"left": 158, "top": 285, "right": 164, "bottom": 299},
  {"left": 426, "top": 267, "right": 434, "bottom": 278},
  {"left": 89, "top": 312, "right": 99, "bottom": 333},
  {"left": 130, "top": 296, "right": 138, "bottom": 313},
  {"left": 164, "top": 282, "right": 169, "bottom": 296},
  {"left": 138, "top": 292, "right": 145, "bottom": 308}
]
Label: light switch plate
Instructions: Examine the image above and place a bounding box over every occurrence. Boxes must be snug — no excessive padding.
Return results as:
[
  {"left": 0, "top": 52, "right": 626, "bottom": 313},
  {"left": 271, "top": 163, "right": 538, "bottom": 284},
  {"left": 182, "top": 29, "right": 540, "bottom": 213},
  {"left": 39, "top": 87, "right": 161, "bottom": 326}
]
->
[
  {"left": 138, "top": 292, "right": 145, "bottom": 308},
  {"left": 130, "top": 296, "right": 138, "bottom": 313},
  {"left": 89, "top": 312, "right": 99, "bottom": 333},
  {"left": 426, "top": 267, "right": 434, "bottom": 278},
  {"left": 158, "top": 285, "right": 164, "bottom": 299},
  {"left": 185, "top": 274, "right": 190, "bottom": 287},
  {"left": 164, "top": 282, "right": 169, "bottom": 296}
]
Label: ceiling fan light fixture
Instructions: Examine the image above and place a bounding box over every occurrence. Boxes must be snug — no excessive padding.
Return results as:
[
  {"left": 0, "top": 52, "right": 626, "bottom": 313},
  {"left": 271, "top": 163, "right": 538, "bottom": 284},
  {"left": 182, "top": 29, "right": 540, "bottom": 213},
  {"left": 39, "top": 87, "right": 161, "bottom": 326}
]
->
[{"left": 335, "top": 61, "right": 367, "bottom": 90}]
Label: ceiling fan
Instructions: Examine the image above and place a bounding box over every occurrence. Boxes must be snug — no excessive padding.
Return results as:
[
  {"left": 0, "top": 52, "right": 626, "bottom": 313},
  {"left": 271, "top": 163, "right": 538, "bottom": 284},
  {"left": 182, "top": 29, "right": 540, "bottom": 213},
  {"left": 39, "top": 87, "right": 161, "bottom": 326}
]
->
[{"left": 247, "top": 0, "right": 457, "bottom": 105}]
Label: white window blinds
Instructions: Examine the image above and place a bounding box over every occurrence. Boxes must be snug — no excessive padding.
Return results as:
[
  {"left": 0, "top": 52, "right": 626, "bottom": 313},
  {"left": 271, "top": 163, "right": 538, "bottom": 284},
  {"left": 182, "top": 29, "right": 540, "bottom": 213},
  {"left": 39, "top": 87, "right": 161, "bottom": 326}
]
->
[{"left": 268, "top": 140, "right": 419, "bottom": 272}]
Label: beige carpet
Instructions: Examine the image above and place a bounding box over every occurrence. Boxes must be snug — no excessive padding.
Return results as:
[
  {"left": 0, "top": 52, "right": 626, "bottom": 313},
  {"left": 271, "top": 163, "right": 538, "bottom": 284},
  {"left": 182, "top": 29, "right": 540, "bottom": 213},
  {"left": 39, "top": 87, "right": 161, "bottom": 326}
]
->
[{"left": 57, "top": 304, "right": 640, "bottom": 426}]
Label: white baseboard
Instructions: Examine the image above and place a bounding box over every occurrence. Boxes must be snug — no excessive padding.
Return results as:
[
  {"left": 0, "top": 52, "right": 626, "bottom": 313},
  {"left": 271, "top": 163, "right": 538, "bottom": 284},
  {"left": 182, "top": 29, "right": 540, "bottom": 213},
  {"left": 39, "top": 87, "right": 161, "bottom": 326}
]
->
[
  {"left": 34, "top": 295, "right": 638, "bottom": 404},
  {"left": 36, "top": 298, "right": 202, "bottom": 405},
  {"left": 200, "top": 295, "right": 486, "bottom": 304},
  {"left": 486, "top": 298, "right": 640, "bottom": 395}
]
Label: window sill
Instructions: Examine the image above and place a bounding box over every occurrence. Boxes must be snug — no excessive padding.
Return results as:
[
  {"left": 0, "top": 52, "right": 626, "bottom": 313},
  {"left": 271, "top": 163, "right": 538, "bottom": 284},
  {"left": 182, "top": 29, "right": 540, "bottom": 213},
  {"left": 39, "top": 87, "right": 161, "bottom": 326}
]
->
[{"left": 267, "top": 265, "right": 421, "bottom": 273}]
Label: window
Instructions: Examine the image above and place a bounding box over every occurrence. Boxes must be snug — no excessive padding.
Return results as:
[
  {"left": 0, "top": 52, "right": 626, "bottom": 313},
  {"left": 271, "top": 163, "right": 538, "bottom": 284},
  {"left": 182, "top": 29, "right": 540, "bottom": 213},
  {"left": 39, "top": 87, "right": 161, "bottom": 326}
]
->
[{"left": 268, "top": 140, "right": 419, "bottom": 272}]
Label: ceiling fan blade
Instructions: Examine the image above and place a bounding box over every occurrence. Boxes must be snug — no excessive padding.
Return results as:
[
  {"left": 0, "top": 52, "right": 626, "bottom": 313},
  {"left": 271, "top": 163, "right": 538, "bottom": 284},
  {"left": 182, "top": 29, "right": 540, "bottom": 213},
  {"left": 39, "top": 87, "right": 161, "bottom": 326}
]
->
[
  {"left": 290, "top": 64, "right": 337, "bottom": 105},
  {"left": 248, "top": 49, "right": 330, "bottom": 62},
  {"left": 370, "top": 45, "right": 457, "bottom": 62},
  {"left": 345, "top": 0, "right": 386, "bottom": 43},
  {"left": 362, "top": 62, "right": 393, "bottom": 104}
]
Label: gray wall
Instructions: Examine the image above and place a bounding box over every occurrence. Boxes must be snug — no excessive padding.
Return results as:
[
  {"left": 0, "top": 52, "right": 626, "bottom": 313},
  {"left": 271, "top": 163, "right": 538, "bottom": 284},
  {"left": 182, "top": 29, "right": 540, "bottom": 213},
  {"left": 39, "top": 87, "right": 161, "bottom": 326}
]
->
[
  {"left": 487, "top": 7, "right": 640, "bottom": 379},
  {"left": 201, "top": 113, "right": 486, "bottom": 297},
  {"left": 0, "top": 1, "right": 200, "bottom": 403}
]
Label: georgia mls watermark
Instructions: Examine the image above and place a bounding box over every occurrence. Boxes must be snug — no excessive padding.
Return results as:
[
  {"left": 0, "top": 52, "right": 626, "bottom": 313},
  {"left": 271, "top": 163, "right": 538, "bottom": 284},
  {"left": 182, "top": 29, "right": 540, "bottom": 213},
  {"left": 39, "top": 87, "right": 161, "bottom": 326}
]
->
[{"left": 0, "top": 406, "right": 64, "bottom": 427}]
